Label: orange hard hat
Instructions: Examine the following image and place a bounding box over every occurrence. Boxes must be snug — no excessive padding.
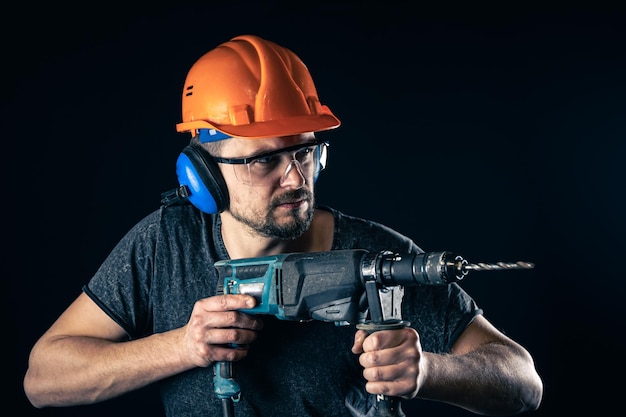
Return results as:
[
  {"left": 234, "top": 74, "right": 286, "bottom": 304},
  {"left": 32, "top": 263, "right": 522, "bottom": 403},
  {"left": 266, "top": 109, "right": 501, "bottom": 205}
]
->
[{"left": 175, "top": 34, "right": 341, "bottom": 139}]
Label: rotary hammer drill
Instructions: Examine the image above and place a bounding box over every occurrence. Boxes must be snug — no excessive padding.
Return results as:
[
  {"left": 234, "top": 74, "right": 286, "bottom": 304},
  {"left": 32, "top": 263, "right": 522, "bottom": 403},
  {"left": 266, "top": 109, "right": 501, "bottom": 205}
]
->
[{"left": 212, "top": 249, "right": 534, "bottom": 417}]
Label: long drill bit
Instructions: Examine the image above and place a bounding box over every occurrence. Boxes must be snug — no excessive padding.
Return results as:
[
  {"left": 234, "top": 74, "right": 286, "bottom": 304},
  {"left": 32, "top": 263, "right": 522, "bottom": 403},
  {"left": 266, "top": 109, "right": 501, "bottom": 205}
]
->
[{"left": 464, "top": 261, "right": 535, "bottom": 271}]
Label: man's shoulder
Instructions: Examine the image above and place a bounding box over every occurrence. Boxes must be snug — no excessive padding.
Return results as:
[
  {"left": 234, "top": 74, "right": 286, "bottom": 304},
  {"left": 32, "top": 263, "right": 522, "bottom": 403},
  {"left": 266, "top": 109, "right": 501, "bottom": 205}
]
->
[
  {"left": 321, "top": 206, "right": 420, "bottom": 253},
  {"left": 325, "top": 205, "right": 406, "bottom": 236},
  {"left": 124, "top": 204, "right": 211, "bottom": 238}
]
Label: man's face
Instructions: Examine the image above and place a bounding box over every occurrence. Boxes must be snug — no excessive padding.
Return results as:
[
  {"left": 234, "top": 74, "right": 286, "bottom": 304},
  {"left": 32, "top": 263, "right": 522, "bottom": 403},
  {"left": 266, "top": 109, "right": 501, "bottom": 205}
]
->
[{"left": 217, "top": 133, "right": 318, "bottom": 239}]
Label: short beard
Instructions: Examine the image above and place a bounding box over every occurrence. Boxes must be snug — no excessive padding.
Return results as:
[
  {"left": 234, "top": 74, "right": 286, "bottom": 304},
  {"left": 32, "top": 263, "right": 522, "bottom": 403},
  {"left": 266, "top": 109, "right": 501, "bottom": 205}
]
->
[{"left": 230, "top": 189, "right": 315, "bottom": 240}]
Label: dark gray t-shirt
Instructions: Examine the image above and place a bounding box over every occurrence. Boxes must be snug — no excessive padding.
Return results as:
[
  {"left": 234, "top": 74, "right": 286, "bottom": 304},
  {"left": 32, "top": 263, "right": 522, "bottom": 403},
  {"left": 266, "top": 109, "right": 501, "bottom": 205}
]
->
[{"left": 84, "top": 204, "right": 481, "bottom": 416}]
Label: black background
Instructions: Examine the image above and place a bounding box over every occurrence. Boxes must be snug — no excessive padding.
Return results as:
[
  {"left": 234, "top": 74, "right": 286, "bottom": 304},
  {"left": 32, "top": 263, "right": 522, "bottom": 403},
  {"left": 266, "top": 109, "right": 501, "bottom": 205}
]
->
[{"left": 4, "top": 1, "right": 625, "bottom": 416}]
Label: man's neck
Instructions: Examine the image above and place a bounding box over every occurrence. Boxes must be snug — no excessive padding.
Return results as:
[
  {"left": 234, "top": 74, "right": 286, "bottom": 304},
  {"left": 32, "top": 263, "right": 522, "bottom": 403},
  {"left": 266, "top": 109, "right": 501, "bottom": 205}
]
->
[{"left": 219, "top": 209, "right": 334, "bottom": 260}]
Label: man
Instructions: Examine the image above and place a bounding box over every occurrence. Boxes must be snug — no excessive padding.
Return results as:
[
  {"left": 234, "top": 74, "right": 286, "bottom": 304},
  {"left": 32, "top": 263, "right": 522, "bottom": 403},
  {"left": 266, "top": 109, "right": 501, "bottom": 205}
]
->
[{"left": 24, "top": 34, "right": 543, "bottom": 417}]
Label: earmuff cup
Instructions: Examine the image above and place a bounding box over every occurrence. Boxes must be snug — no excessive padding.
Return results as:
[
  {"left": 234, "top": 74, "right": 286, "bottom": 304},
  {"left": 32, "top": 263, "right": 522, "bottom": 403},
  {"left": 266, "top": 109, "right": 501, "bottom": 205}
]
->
[{"left": 176, "top": 145, "right": 229, "bottom": 214}]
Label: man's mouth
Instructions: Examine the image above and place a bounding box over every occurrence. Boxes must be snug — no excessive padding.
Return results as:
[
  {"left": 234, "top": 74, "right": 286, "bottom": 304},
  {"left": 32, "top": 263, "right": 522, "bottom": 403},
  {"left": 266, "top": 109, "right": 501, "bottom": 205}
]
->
[
  {"left": 273, "top": 191, "right": 309, "bottom": 208},
  {"left": 276, "top": 199, "right": 304, "bottom": 208}
]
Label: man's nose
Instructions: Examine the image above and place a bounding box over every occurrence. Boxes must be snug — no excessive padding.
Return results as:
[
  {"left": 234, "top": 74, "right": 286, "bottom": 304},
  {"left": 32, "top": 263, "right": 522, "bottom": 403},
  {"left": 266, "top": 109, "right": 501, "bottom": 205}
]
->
[{"left": 279, "top": 159, "right": 305, "bottom": 189}]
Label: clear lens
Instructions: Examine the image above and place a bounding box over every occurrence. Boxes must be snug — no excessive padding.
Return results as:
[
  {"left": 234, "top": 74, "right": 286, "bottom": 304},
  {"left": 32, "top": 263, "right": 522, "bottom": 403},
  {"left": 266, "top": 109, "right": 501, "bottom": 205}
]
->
[{"left": 231, "top": 143, "right": 325, "bottom": 186}]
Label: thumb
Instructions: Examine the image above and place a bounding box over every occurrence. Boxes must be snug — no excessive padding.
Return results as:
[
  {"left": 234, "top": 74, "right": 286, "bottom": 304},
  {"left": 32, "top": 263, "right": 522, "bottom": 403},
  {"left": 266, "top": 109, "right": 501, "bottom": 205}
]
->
[{"left": 351, "top": 329, "right": 368, "bottom": 354}]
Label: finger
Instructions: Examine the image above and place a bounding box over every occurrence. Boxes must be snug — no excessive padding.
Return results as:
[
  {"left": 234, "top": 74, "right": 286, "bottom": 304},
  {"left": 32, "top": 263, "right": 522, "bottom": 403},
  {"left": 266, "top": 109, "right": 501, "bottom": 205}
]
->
[
  {"left": 359, "top": 340, "right": 420, "bottom": 370},
  {"left": 365, "top": 378, "right": 419, "bottom": 399},
  {"left": 362, "top": 361, "right": 418, "bottom": 384},
  {"left": 351, "top": 329, "right": 368, "bottom": 354},
  {"left": 362, "top": 328, "right": 418, "bottom": 352},
  {"left": 209, "top": 345, "right": 250, "bottom": 363},
  {"left": 186, "top": 327, "right": 259, "bottom": 366},
  {"left": 187, "top": 312, "right": 262, "bottom": 355},
  {"left": 197, "top": 294, "right": 257, "bottom": 312},
  {"left": 194, "top": 341, "right": 251, "bottom": 364},
  {"left": 203, "top": 328, "right": 260, "bottom": 346}
]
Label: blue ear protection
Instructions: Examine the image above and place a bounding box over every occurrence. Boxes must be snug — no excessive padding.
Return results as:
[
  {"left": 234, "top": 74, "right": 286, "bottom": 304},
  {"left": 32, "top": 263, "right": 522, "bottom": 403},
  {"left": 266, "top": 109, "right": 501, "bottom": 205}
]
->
[{"left": 176, "top": 145, "right": 229, "bottom": 214}]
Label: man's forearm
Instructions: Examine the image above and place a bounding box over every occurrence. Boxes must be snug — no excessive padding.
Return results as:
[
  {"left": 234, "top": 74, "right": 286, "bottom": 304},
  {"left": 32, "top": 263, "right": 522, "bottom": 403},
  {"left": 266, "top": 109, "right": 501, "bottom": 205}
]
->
[
  {"left": 416, "top": 342, "right": 543, "bottom": 415},
  {"left": 24, "top": 329, "right": 193, "bottom": 408}
]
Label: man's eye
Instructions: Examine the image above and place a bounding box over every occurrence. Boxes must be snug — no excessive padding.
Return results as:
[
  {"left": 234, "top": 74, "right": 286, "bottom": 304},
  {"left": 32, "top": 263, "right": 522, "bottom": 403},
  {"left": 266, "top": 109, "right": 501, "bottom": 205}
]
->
[
  {"left": 295, "top": 147, "right": 314, "bottom": 161},
  {"left": 251, "top": 155, "right": 279, "bottom": 166},
  {"left": 254, "top": 155, "right": 276, "bottom": 164}
]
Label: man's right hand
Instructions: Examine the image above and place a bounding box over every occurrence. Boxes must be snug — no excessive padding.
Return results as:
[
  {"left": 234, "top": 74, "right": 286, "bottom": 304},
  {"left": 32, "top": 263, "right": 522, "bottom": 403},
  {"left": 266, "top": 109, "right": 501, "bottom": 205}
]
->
[
  {"left": 24, "top": 292, "right": 264, "bottom": 408},
  {"left": 184, "top": 294, "right": 264, "bottom": 367}
]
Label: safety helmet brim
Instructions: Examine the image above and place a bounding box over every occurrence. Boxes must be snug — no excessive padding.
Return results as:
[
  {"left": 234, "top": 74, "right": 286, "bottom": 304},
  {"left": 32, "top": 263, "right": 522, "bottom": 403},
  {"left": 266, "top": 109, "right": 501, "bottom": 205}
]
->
[{"left": 176, "top": 108, "right": 340, "bottom": 139}]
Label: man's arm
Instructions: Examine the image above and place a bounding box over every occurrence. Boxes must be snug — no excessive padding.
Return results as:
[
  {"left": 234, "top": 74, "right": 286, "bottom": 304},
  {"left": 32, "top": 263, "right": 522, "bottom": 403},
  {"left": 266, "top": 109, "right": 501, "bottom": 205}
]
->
[
  {"left": 418, "top": 315, "right": 543, "bottom": 414},
  {"left": 24, "top": 292, "right": 262, "bottom": 408},
  {"left": 353, "top": 315, "right": 544, "bottom": 415}
]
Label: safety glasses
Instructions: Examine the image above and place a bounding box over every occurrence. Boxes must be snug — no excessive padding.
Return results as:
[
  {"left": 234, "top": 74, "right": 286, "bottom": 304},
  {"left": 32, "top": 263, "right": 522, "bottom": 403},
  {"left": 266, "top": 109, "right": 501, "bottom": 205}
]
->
[{"left": 211, "top": 139, "right": 328, "bottom": 187}]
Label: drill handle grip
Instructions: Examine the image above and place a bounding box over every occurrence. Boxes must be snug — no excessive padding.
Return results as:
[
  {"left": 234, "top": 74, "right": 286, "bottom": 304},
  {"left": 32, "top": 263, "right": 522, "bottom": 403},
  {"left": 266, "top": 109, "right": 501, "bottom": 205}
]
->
[
  {"left": 356, "top": 320, "right": 410, "bottom": 417},
  {"left": 213, "top": 360, "right": 241, "bottom": 401}
]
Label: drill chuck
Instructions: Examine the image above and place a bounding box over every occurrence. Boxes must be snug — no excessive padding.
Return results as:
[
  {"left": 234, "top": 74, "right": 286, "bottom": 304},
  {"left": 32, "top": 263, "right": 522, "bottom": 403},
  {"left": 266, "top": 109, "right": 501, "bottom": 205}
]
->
[{"left": 371, "top": 251, "right": 469, "bottom": 287}]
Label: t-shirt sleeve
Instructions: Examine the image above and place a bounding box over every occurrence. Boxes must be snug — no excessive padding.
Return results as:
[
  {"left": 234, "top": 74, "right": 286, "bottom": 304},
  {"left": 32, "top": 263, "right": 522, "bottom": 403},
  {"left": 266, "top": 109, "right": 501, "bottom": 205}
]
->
[
  {"left": 403, "top": 283, "right": 482, "bottom": 353},
  {"left": 83, "top": 212, "right": 160, "bottom": 338}
]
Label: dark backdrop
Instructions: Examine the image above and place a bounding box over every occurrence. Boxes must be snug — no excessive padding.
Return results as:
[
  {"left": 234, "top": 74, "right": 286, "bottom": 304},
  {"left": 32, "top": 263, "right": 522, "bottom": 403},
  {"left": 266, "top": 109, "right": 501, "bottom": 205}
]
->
[{"left": 4, "top": 2, "right": 625, "bottom": 416}]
